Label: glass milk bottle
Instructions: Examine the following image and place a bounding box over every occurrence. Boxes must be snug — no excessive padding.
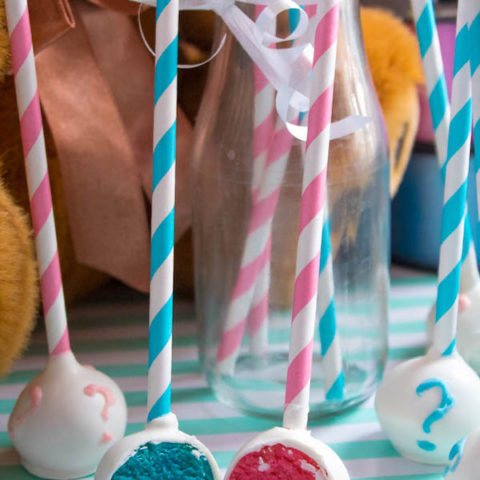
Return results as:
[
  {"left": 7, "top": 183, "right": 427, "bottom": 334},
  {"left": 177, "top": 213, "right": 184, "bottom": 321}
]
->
[{"left": 191, "top": 0, "right": 390, "bottom": 418}]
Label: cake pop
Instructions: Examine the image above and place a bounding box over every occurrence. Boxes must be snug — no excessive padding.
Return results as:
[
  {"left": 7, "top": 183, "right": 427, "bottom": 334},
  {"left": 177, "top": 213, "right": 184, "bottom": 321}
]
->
[
  {"left": 4, "top": 1, "right": 127, "bottom": 477},
  {"left": 376, "top": 0, "right": 480, "bottom": 466},
  {"left": 225, "top": 2, "right": 350, "bottom": 478},
  {"left": 95, "top": 0, "right": 219, "bottom": 477},
  {"left": 412, "top": 0, "right": 480, "bottom": 371}
]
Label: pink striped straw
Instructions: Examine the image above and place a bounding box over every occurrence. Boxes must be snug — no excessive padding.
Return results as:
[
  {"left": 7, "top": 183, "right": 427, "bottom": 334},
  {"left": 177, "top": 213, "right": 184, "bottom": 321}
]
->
[
  {"left": 5, "top": 0, "right": 70, "bottom": 356},
  {"left": 216, "top": 116, "right": 295, "bottom": 374},
  {"left": 247, "top": 4, "right": 316, "bottom": 356},
  {"left": 284, "top": 0, "right": 341, "bottom": 430},
  {"left": 247, "top": 42, "right": 276, "bottom": 355}
]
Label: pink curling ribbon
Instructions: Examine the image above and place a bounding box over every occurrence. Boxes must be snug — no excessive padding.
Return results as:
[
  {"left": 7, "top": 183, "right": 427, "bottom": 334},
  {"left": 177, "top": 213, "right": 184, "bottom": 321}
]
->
[{"left": 5, "top": 0, "right": 71, "bottom": 356}]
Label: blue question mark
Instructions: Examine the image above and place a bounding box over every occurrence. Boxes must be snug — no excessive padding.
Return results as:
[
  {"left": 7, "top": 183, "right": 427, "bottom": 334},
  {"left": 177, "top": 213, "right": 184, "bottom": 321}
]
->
[
  {"left": 444, "top": 438, "right": 466, "bottom": 475},
  {"left": 416, "top": 378, "right": 455, "bottom": 451}
]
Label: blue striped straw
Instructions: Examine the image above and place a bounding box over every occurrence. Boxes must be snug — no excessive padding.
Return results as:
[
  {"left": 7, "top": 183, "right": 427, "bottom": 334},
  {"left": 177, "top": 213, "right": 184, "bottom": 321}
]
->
[
  {"left": 412, "top": 0, "right": 478, "bottom": 286},
  {"left": 433, "top": 0, "right": 472, "bottom": 357},
  {"left": 147, "top": 0, "right": 178, "bottom": 423},
  {"left": 318, "top": 218, "right": 344, "bottom": 400},
  {"left": 470, "top": 4, "right": 480, "bottom": 218}
]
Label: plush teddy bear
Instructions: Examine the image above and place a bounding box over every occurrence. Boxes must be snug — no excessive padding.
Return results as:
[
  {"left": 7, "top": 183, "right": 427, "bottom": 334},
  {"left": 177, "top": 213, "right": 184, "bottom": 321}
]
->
[{"left": 0, "top": 2, "right": 423, "bottom": 375}]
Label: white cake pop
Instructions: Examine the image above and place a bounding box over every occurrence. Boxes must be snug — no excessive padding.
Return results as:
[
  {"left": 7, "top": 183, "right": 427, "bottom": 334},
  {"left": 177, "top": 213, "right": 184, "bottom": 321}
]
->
[
  {"left": 225, "top": 427, "right": 349, "bottom": 480},
  {"left": 95, "top": 413, "right": 220, "bottom": 480},
  {"left": 444, "top": 428, "right": 480, "bottom": 480},
  {"left": 226, "top": 3, "right": 350, "bottom": 479},
  {"left": 4, "top": 1, "right": 127, "bottom": 478},
  {"left": 96, "top": 0, "right": 219, "bottom": 477},
  {"left": 9, "top": 352, "right": 127, "bottom": 479},
  {"left": 377, "top": 0, "right": 480, "bottom": 466},
  {"left": 375, "top": 349, "right": 480, "bottom": 465}
]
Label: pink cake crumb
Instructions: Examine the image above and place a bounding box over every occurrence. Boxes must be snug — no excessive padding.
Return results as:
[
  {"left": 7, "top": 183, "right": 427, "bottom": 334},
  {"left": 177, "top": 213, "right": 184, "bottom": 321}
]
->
[{"left": 229, "top": 444, "right": 329, "bottom": 480}]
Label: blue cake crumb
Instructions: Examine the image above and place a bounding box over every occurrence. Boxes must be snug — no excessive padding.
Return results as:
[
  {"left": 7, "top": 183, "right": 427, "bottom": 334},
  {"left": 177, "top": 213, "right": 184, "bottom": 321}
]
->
[{"left": 112, "top": 441, "right": 215, "bottom": 479}]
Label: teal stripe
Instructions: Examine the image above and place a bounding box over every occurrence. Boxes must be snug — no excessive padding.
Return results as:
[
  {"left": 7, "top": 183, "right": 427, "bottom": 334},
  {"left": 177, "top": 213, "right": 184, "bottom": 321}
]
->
[
  {"left": 436, "top": 262, "right": 461, "bottom": 321},
  {"left": 429, "top": 76, "right": 448, "bottom": 131},
  {"left": 453, "top": 24, "right": 470, "bottom": 76},
  {"left": 0, "top": 466, "right": 47, "bottom": 479},
  {"left": 150, "top": 207, "right": 174, "bottom": 279},
  {"left": 319, "top": 220, "right": 331, "bottom": 272},
  {"left": 319, "top": 300, "right": 336, "bottom": 355},
  {"left": 439, "top": 181, "right": 467, "bottom": 242},
  {"left": 0, "top": 360, "right": 200, "bottom": 386},
  {"left": 156, "top": 0, "right": 171, "bottom": 18},
  {"left": 389, "top": 296, "right": 433, "bottom": 308},
  {"left": 471, "top": 13, "right": 480, "bottom": 73},
  {"left": 152, "top": 121, "right": 176, "bottom": 190},
  {"left": 147, "top": 384, "right": 171, "bottom": 421},
  {"left": 122, "top": 408, "right": 380, "bottom": 438},
  {"left": 20, "top": 318, "right": 424, "bottom": 357},
  {"left": 0, "top": 346, "right": 423, "bottom": 387},
  {"left": 154, "top": 36, "right": 178, "bottom": 104},
  {"left": 359, "top": 477, "right": 442, "bottom": 480},
  {"left": 416, "top": 1, "right": 435, "bottom": 58},
  {"left": 326, "top": 371, "right": 345, "bottom": 401},
  {"left": 391, "top": 276, "right": 435, "bottom": 286},
  {"left": 442, "top": 338, "right": 456, "bottom": 356},
  {"left": 0, "top": 465, "right": 445, "bottom": 480},
  {"left": 445, "top": 100, "right": 472, "bottom": 167},
  {"left": 124, "top": 387, "right": 215, "bottom": 408},
  {"left": 148, "top": 295, "right": 173, "bottom": 367}
]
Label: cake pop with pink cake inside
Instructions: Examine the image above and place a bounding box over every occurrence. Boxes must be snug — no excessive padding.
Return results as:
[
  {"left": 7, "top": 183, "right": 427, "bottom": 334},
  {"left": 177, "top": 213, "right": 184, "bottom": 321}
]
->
[{"left": 225, "top": 2, "right": 349, "bottom": 479}]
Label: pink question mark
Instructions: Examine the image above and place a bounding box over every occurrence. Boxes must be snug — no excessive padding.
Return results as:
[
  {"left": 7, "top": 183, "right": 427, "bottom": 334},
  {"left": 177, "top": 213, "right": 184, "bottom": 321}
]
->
[{"left": 84, "top": 384, "right": 116, "bottom": 444}]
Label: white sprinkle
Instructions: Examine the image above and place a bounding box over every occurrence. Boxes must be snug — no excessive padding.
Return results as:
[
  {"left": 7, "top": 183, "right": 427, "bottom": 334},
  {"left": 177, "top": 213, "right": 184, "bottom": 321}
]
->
[
  {"left": 258, "top": 457, "right": 270, "bottom": 472},
  {"left": 227, "top": 150, "right": 236, "bottom": 160},
  {"left": 300, "top": 460, "right": 316, "bottom": 474},
  {"left": 191, "top": 449, "right": 202, "bottom": 460}
]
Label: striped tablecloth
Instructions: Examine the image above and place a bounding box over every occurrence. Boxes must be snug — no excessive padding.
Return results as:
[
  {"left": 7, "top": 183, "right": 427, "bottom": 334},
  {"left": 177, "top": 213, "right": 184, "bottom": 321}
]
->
[{"left": 0, "top": 267, "right": 445, "bottom": 480}]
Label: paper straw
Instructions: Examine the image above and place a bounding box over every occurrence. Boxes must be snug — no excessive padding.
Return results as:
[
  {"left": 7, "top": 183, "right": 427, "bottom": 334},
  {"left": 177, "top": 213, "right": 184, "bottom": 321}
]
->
[
  {"left": 470, "top": 3, "right": 480, "bottom": 221},
  {"left": 216, "top": 116, "right": 294, "bottom": 374},
  {"left": 247, "top": 6, "right": 276, "bottom": 356},
  {"left": 412, "top": 0, "right": 479, "bottom": 293},
  {"left": 318, "top": 217, "right": 344, "bottom": 400},
  {"left": 147, "top": 0, "right": 178, "bottom": 422},
  {"left": 283, "top": 0, "right": 341, "bottom": 430},
  {"left": 5, "top": 0, "right": 70, "bottom": 356},
  {"left": 432, "top": 0, "right": 472, "bottom": 357}
]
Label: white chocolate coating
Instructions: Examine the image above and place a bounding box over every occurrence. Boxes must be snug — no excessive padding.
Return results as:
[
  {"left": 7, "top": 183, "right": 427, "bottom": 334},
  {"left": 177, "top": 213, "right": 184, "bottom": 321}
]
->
[
  {"left": 224, "top": 427, "right": 350, "bottom": 479},
  {"left": 8, "top": 351, "right": 127, "bottom": 479},
  {"left": 427, "top": 283, "right": 480, "bottom": 372},
  {"left": 444, "top": 427, "right": 480, "bottom": 480},
  {"left": 375, "top": 350, "right": 480, "bottom": 465},
  {"left": 95, "top": 413, "right": 221, "bottom": 480}
]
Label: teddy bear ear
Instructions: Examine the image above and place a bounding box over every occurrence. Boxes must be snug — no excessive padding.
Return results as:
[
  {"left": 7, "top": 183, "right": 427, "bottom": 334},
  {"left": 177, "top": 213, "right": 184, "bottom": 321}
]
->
[{"left": 0, "top": 0, "right": 10, "bottom": 82}]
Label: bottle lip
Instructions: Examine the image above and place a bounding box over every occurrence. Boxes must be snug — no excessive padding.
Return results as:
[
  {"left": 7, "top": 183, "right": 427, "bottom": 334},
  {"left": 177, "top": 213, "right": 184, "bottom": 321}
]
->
[{"left": 403, "top": 3, "right": 457, "bottom": 23}]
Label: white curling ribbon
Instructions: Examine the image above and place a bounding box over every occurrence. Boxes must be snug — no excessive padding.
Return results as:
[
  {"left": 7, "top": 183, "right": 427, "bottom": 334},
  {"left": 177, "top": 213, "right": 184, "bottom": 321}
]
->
[{"left": 132, "top": 0, "right": 371, "bottom": 140}]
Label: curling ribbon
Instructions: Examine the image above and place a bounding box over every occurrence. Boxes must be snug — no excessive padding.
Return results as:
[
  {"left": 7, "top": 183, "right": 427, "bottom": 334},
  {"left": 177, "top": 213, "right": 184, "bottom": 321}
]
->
[{"left": 132, "top": 0, "right": 371, "bottom": 140}]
